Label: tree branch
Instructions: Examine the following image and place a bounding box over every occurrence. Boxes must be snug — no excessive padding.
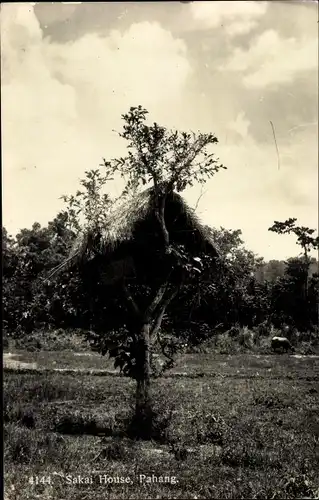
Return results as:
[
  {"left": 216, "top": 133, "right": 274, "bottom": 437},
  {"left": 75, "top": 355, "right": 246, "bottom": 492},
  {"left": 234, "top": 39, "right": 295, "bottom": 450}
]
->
[
  {"left": 193, "top": 185, "right": 207, "bottom": 212},
  {"left": 156, "top": 330, "right": 176, "bottom": 369},
  {"left": 168, "top": 136, "right": 210, "bottom": 189},
  {"left": 122, "top": 283, "right": 140, "bottom": 317},
  {"left": 155, "top": 192, "right": 170, "bottom": 247},
  {"left": 144, "top": 280, "right": 170, "bottom": 322},
  {"left": 150, "top": 286, "right": 179, "bottom": 337}
]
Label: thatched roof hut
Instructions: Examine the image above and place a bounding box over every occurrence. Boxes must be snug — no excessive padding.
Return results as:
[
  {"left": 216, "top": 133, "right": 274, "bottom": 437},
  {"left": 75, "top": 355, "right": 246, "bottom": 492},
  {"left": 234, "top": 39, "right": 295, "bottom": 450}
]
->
[{"left": 50, "top": 187, "right": 218, "bottom": 285}]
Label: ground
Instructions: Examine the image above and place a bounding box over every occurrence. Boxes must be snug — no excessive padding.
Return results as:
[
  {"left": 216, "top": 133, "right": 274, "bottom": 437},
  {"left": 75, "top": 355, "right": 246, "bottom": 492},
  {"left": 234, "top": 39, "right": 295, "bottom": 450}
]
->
[{"left": 4, "top": 350, "right": 319, "bottom": 500}]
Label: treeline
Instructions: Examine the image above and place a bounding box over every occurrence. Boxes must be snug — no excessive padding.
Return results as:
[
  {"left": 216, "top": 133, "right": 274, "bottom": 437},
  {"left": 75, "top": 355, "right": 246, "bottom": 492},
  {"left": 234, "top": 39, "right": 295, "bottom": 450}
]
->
[{"left": 2, "top": 214, "right": 318, "bottom": 342}]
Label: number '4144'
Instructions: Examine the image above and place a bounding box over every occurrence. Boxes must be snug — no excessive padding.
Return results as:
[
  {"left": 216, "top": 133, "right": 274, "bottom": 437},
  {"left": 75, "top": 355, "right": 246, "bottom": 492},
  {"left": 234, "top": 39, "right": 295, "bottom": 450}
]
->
[{"left": 29, "top": 476, "right": 52, "bottom": 485}]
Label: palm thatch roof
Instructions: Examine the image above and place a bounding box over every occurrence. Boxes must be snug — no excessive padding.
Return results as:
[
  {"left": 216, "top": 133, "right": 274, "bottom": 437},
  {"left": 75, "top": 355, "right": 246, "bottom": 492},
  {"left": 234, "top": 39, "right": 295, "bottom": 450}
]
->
[{"left": 49, "top": 187, "right": 218, "bottom": 285}]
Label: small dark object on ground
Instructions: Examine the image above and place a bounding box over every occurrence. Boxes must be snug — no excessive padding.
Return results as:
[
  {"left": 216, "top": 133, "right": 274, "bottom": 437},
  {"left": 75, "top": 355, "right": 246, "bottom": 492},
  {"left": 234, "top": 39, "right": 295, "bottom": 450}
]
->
[{"left": 271, "top": 336, "right": 294, "bottom": 354}]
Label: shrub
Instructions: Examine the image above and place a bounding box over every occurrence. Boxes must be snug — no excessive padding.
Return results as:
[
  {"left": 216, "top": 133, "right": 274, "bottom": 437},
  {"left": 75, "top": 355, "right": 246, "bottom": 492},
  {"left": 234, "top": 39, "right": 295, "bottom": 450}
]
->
[
  {"left": 238, "top": 327, "right": 255, "bottom": 350},
  {"left": 254, "top": 321, "right": 274, "bottom": 337},
  {"left": 97, "top": 439, "right": 136, "bottom": 461},
  {"left": 4, "top": 424, "right": 66, "bottom": 465},
  {"left": 214, "top": 332, "right": 238, "bottom": 354},
  {"left": 228, "top": 325, "right": 241, "bottom": 339},
  {"left": 221, "top": 437, "right": 265, "bottom": 469},
  {"left": 191, "top": 413, "right": 227, "bottom": 446},
  {"left": 3, "top": 396, "right": 37, "bottom": 428},
  {"left": 51, "top": 408, "right": 129, "bottom": 437},
  {"left": 12, "top": 328, "right": 89, "bottom": 352}
]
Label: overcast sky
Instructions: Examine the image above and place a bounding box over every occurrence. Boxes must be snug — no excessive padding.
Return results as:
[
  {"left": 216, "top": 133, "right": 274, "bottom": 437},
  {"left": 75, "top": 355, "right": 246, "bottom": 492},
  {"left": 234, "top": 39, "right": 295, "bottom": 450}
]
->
[{"left": 2, "top": 1, "right": 318, "bottom": 260}]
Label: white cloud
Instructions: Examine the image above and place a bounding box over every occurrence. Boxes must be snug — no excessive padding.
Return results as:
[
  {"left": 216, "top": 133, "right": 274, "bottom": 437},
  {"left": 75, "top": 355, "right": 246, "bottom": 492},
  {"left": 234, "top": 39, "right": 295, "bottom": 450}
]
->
[
  {"left": 47, "top": 22, "right": 191, "bottom": 121},
  {"left": 225, "top": 20, "right": 257, "bottom": 37},
  {"left": 184, "top": 125, "right": 318, "bottom": 260},
  {"left": 220, "top": 29, "right": 318, "bottom": 88},
  {"left": 227, "top": 111, "right": 250, "bottom": 138},
  {"left": 189, "top": 1, "right": 267, "bottom": 36},
  {"left": 2, "top": 4, "right": 191, "bottom": 232}
]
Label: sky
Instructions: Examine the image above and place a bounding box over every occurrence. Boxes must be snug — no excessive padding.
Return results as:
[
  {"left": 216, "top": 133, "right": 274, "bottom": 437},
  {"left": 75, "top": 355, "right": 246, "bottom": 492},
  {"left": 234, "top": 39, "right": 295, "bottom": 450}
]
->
[{"left": 1, "top": 1, "right": 318, "bottom": 261}]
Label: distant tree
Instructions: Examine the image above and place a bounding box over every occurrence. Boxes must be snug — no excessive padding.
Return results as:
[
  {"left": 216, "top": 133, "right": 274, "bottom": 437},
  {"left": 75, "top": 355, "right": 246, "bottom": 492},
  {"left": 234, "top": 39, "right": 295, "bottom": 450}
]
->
[
  {"left": 191, "top": 227, "right": 266, "bottom": 329},
  {"left": 3, "top": 228, "right": 20, "bottom": 334},
  {"left": 269, "top": 219, "right": 319, "bottom": 329},
  {"left": 3, "top": 214, "right": 76, "bottom": 336},
  {"left": 256, "top": 260, "right": 286, "bottom": 283},
  {"left": 269, "top": 217, "right": 318, "bottom": 261},
  {"left": 149, "top": 225, "right": 270, "bottom": 348}
]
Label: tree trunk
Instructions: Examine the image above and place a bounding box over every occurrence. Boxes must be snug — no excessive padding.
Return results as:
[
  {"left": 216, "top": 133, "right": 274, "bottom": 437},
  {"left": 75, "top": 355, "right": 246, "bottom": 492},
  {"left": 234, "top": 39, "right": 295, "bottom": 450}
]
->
[
  {"left": 155, "top": 193, "right": 170, "bottom": 247},
  {"left": 134, "top": 322, "right": 152, "bottom": 431},
  {"left": 122, "top": 277, "right": 178, "bottom": 438}
]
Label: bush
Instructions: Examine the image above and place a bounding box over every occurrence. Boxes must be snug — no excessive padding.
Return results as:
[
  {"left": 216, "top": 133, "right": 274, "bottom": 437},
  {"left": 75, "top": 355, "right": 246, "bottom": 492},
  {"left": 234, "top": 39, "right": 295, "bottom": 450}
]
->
[
  {"left": 4, "top": 424, "right": 66, "bottom": 464},
  {"left": 52, "top": 408, "right": 129, "bottom": 437},
  {"left": 254, "top": 321, "right": 274, "bottom": 337},
  {"left": 228, "top": 325, "right": 241, "bottom": 339},
  {"left": 3, "top": 399, "right": 37, "bottom": 428},
  {"left": 214, "top": 332, "right": 238, "bottom": 354},
  {"left": 98, "top": 439, "right": 136, "bottom": 461},
  {"left": 238, "top": 327, "right": 255, "bottom": 349},
  {"left": 220, "top": 434, "right": 266, "bottom": 469},
  {"left": 12, "top": 328, "right": 88, "bottom": 352}
]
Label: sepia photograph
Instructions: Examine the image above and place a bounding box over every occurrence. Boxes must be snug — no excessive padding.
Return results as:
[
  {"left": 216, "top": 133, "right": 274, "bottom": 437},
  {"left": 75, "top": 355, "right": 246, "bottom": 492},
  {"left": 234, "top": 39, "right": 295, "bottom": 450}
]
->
[{"left": 2, "top": 1, "right": 319, "bottom": 499}]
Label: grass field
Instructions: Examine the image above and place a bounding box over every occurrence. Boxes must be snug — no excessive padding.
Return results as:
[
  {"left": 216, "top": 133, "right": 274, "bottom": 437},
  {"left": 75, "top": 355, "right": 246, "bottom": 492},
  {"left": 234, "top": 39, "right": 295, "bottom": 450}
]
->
[{"left": 4, "top": 351, "right": 319, "bottom": 499}]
